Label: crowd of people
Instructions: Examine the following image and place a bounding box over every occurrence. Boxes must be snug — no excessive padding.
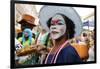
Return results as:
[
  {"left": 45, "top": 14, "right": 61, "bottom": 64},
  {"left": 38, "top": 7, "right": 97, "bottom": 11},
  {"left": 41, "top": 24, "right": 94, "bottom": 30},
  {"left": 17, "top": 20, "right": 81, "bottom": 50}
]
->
[{"left": 15, "top": 6, "right": 95, "bottom": 65}]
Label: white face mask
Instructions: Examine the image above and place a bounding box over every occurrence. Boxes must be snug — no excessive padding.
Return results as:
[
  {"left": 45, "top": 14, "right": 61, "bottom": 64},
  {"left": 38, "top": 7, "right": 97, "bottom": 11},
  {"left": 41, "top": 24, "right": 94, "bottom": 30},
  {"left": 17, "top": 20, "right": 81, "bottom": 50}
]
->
[{"left": 50, "top": 14, "right": 66, "bottom": 39}]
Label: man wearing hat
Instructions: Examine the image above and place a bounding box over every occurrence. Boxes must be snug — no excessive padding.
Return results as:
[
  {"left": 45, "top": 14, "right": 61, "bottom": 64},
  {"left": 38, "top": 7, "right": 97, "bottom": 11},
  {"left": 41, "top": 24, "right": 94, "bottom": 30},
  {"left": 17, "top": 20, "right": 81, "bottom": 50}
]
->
[
  {"left": 17, "top": 14, "right": 36, "bottom": 39},
  {"left": 39, "top": 6, "right": 83, "bottom": 64}
]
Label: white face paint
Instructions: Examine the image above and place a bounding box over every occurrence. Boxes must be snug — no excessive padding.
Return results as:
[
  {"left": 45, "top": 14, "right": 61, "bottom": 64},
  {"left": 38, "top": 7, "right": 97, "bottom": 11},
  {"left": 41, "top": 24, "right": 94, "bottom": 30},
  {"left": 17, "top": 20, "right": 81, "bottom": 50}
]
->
[{"left": 50, "top": 14, "right": 66, "bottom": 39}]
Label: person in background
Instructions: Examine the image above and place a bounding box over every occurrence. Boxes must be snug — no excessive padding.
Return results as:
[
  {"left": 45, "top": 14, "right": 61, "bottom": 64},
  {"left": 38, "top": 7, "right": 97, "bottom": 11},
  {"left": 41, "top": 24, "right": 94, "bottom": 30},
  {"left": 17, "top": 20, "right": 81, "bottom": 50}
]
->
[
  {"left": 17, "top": 28, "right": 41, "bottom": 65},
  {"left": 87, "top": 29, "right": 95, "bottom": 61},
  {"left": 81, "top": 32, "right": 88, "bottom": 43},
  {"left": 33, "top": 28, "right": 50, "bottom": 64},
  {"left": 17, "top": 14, "right": 36, "bottom": 39},
  {"left": 39, "top": 6, "right": 83, "bottom": 64},
  {"left": 18, "top": 28, "right": 35, "bottom": 47},
  {"left": 36, "top": 28, "right": 49, "bottom": 46},
  {"left": 15, "top": 38, "right": 23, "bottom": 65}
]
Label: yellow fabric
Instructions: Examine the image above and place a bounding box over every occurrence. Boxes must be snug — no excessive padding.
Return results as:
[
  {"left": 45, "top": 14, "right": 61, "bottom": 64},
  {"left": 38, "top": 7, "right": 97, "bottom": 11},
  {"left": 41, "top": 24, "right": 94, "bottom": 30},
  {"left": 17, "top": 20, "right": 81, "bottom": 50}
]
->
[{"left": 18, "top": 37, "right": 35, "bottom": 47}]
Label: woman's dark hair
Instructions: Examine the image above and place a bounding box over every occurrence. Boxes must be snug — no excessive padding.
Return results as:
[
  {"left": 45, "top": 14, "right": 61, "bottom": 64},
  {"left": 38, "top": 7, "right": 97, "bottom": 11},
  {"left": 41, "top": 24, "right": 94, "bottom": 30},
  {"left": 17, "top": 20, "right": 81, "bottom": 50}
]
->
[{"left": 47, "top": 13, "right": 75, "bottom": 39}]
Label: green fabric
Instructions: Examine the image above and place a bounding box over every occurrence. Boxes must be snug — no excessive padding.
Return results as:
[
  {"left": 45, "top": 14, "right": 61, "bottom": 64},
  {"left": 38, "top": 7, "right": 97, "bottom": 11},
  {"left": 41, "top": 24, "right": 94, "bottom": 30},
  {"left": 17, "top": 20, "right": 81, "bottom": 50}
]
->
[
  {"left": 38, "top": 33, "right": 49, "bottom": 45},
  {"left": 23, "top": 54, "right": 39, "bottom": 65},
  {"left": 18, "top": 37, "right": 35, "bottom": 47},
  {"left": 35, "top": 32, "right": 40, "bottom": 39}
]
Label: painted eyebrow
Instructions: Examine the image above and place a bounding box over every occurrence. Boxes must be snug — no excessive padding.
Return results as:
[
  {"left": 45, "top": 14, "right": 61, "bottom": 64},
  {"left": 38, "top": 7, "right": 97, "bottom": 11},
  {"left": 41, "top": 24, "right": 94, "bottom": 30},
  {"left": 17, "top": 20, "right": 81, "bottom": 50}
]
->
[{"left": 51, "top": 19, "right": 62, "bottom": 24}]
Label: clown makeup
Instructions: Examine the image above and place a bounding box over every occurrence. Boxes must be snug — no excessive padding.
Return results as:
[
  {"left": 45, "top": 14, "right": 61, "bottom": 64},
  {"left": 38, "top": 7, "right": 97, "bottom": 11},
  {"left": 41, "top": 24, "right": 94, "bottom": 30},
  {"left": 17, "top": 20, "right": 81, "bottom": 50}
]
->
[{"left": 50, "top": 14, "right": 66, "bottom": 40}]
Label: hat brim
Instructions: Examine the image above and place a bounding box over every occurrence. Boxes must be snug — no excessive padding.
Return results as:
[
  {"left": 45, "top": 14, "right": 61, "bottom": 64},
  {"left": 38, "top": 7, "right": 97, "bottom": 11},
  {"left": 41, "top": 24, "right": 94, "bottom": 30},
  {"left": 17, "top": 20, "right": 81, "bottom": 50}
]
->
[
  {"left": 18, "top": 19, "right": 36, "bottom": 26},
  {"left": 39, "top": 6, "right": 83, "bottom": 37}
]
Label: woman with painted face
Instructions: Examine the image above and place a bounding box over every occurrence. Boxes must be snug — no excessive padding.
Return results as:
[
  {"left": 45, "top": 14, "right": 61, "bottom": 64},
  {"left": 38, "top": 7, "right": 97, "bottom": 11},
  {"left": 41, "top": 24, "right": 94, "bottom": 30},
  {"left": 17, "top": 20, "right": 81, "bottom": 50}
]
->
[{"left": 39, "top": 6, "right": 83, "bottom": 64}]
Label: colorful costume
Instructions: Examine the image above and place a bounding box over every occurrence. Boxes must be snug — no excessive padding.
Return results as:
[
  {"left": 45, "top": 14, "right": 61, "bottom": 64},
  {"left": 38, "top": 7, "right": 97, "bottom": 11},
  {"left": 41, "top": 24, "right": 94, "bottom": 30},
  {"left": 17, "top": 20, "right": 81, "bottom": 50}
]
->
[
  {"left": 45, "top": 41, "right": 82, "bottom": 64},
  {"left": 18, "top": 28, "right": 35, "bottom": 47}
]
